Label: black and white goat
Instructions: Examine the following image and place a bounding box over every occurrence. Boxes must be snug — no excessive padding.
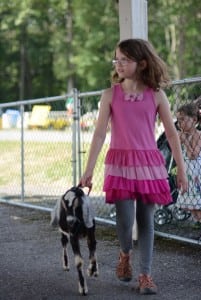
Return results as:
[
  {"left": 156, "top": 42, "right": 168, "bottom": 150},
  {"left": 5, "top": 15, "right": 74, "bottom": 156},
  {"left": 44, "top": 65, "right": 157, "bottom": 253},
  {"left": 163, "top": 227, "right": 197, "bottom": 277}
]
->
[{"left": 50, "top": 186, "right": 98, "bottom": 295}]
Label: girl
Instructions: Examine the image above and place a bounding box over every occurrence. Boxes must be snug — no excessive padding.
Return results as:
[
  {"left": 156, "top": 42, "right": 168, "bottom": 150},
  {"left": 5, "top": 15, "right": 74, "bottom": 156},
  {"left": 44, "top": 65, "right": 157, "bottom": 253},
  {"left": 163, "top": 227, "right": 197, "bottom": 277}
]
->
[
  {"left": 79, "top": 39, "right": 187, "bottom": 295},
  {"left": 176, "top": 103, "right": 201, "bottom": 240}
]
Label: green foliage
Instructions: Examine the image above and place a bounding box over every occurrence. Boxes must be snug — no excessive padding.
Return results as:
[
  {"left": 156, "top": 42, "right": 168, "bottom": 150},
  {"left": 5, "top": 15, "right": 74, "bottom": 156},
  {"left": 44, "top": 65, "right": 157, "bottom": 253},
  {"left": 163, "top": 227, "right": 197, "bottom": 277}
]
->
[
  {"left": 0, "top": 0, "right": 200, "bottom": 102},
  {"left": 148, "top": 0, "right": 201, "bottom": 80}
]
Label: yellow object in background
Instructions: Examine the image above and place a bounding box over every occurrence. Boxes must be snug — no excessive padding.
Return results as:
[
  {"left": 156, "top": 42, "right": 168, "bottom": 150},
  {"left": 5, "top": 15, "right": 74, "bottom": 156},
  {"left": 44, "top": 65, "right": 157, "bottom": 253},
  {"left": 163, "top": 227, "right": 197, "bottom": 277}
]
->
[{"left": 29, "top": 105, "right": 51, "bottom": 128}]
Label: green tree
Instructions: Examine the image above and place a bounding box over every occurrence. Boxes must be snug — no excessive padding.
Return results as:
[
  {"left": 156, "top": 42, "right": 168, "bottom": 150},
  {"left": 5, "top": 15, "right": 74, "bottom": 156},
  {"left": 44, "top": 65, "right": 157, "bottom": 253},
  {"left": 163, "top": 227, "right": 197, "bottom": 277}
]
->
[
  {"left": 0, "top": 0, "right": 119, "bottom": 101},
  {"left": 0, "top": 0, "right": 200, "bottom": 103},
  {"left": 148, "top": 0, "right": 201, "bottom": 79}
]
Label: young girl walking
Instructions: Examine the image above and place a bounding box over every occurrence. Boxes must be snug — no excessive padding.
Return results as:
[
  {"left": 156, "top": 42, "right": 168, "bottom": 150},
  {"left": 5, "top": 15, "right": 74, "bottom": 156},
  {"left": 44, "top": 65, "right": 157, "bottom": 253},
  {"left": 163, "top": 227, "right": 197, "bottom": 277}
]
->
[
  {"left": 176, "top": 103, "right": 201, "bottom": 240},
  {"left": 79, "top": 39, "right": 188, "bottom": 295}
]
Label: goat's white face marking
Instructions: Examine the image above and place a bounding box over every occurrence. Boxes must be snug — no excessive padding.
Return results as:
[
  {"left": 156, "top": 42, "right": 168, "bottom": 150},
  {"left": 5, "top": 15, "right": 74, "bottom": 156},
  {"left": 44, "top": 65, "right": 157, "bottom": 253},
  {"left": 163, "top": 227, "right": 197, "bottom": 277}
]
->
[{"left": 64, "top": 190, "right": 75, "bottom": 206}]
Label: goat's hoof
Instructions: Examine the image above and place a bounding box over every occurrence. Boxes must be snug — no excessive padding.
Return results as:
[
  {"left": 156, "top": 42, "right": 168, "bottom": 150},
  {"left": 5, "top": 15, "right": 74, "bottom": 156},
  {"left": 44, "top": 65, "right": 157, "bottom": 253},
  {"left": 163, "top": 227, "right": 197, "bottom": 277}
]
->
[
  {"left": 87, "top": 263, "right": 99, "bottom": 277},
  {"left": 94, "top": 271, "right": 99, "bottom": 277},
  {"left": 87, "top": 268, "right": 99, "bottom": 277},
  {"left": 63, "top": 266, "right": 70, "bottom": 271},
  {"left": 79, "top": 285, "right": 88, "bottom": 296},
  {"left": 81, "top": 291, "right": 88, "bottom": 296}
]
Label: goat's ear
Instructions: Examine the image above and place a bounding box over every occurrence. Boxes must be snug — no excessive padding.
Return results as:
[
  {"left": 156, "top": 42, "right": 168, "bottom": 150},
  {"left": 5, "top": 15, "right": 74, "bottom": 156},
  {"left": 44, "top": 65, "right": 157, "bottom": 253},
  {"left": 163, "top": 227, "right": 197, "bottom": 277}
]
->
[
  {"left": 62, "top": 194, "right": 67, "bottom": 204},
  {"left": 63, "top": 189, "right": 69, "bottom": 201},
  {"left": 73, "top": 198, "right": 80, "bottom": 208},
  {"left": 63, "top": 190, "right": 75, "bottom": 206}
]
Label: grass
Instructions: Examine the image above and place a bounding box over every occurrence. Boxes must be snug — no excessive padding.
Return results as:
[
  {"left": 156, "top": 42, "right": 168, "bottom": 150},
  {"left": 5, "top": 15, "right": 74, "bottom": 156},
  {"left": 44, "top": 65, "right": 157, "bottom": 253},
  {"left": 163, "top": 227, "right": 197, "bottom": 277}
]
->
[{"left": 0, "top": 139, "right": 108, "bottom": 194}]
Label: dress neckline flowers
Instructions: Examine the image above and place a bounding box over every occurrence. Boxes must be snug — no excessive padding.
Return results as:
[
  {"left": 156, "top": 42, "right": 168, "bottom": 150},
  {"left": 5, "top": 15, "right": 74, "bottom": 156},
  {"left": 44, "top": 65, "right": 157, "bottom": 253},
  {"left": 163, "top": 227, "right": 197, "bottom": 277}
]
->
[
  {"left": 124, "top": 92, "right": 144, "bottom": 102},
  {"left": 119, "top": 83, "right": 147, "bottom": 102}
]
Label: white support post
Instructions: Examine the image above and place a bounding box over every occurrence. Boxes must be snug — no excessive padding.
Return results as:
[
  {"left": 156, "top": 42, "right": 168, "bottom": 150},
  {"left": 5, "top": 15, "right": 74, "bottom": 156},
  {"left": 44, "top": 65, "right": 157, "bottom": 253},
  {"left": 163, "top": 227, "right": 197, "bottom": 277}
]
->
[
  {"left": 118, "top": 0, "right": 148, "bottom": 241},
  {"left": 119, "top": 0, "right": 148, "bottom": 40}
]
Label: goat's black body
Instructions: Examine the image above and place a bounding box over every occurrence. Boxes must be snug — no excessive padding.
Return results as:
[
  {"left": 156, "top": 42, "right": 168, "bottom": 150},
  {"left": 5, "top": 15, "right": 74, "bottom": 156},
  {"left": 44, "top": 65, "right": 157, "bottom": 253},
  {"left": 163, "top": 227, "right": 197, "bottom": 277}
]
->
[{"left": 56, "top": 186, "right": 98, "bottom": 295}]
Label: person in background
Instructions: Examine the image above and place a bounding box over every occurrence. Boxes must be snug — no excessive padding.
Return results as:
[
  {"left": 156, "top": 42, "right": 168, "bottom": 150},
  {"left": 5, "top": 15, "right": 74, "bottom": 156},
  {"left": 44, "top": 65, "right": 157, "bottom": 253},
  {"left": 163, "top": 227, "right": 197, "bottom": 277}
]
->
[
  {"left": 176, "top": 103, "right": 201, "bottom": 240},
  {"left": 65, "top": 97, "right": 73, "bottom": 117},
  {"left": 79, "top": 38, "right": 188, "bottom": 295}
]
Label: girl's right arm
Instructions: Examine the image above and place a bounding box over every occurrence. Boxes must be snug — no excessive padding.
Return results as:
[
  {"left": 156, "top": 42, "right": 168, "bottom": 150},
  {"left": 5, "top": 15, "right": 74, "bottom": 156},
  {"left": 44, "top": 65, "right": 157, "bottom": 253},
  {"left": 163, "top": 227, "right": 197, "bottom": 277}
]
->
[
  {"left": 79, "top": 88, "right": 112, "bottom": 188},
  {"left": 155, "top": 89, "right": 188, "bottom": 193}
]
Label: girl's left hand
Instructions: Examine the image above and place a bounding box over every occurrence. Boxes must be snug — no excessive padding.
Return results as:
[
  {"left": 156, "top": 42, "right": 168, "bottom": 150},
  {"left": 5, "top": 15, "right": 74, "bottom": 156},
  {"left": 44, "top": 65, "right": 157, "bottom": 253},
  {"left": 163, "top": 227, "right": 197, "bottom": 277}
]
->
[{"left": 176, "top": 170, "right": 188, "bottom": 194}]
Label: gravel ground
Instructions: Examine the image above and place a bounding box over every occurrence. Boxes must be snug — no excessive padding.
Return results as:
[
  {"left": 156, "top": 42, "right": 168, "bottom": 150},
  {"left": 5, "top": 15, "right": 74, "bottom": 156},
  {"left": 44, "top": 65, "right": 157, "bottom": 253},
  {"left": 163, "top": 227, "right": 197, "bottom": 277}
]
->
[{"left": 0, "top": 204, "right": 201, "bottom": 300}]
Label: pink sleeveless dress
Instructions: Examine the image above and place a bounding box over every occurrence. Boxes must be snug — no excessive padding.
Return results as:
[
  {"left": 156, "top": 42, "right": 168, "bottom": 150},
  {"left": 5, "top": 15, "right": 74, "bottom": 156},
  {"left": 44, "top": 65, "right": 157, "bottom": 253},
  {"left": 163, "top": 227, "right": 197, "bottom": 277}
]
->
[{"left": 103, "top": 83, "right": 172, "bottom": 205}]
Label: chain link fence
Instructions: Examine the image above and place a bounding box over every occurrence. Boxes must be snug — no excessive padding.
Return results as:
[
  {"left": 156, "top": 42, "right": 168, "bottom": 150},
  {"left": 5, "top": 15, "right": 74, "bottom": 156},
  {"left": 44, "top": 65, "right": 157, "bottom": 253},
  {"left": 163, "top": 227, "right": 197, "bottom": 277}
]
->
[{"left": 0, "top": 77, "right": 201, "bottom": 244}]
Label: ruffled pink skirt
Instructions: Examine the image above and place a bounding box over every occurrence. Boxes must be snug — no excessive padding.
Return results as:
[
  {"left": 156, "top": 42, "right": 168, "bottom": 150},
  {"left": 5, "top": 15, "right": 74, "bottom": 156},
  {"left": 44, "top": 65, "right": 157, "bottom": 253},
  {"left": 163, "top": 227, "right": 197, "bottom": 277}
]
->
[{"left": 103, "top": 149, "right": 173, "bottom": 205}]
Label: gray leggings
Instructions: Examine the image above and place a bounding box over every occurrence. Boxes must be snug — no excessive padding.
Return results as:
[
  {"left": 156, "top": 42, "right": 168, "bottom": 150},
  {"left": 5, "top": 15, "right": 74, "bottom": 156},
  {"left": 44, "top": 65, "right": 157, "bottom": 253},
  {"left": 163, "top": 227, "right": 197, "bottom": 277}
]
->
[{"left": 115, "top": 199, "right": 155, "bottom": 275}]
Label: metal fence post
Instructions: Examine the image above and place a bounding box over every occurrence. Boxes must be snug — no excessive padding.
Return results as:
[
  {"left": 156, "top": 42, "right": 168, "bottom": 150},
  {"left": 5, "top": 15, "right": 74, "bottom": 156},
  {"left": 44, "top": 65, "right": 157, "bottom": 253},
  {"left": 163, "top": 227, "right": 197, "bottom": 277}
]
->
[
  {"left": 77, "top": 91, "right": 82, "bottom": 180},
  {"left": 20, "top": 104, "right": 25, "bottom": 202},
  {"left": 72, "top": 88, "right": 78, "bottom": 186}
]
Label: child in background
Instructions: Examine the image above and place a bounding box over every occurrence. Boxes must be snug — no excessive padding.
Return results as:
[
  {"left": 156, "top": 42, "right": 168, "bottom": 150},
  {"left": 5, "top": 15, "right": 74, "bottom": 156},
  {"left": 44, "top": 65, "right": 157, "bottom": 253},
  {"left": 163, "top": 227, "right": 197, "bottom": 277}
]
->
[
  {"left": 176, "top": 103, "right": 201, "bottom": 239},
  {"left": 79, "top": 39, "right": 187, "bottom": 295}
]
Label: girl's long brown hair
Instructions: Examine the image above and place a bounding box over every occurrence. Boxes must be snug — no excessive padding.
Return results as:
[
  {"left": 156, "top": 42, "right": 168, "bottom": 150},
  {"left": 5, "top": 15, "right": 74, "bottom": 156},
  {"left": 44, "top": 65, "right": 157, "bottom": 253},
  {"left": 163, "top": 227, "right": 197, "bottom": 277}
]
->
[{"left": 112, "top": 38, "right": 170, "bottom": 91}]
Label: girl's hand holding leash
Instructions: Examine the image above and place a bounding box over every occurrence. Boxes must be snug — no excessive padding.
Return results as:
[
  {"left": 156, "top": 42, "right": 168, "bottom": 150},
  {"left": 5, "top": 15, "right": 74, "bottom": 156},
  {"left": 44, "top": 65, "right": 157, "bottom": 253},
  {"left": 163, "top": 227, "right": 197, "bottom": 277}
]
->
[
  {"left": 176, "top": 169, "right": 188, "bottom": 194},
  {"left": 79, "top": 171, "right": 93, "bottom": 191}
]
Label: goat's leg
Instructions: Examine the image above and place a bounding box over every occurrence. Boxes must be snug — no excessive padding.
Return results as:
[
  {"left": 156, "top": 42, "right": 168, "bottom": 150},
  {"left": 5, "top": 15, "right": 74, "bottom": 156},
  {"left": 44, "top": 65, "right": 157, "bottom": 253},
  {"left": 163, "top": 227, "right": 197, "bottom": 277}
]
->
[
  {"left": 61, "top": 233, "right": 70, "bottom": 271},
  {"left": 86, "top": 226, "right": 99, "bottom": 277},
  {"left": 70, "top": 236, "right": 88, "bottom": 296}
]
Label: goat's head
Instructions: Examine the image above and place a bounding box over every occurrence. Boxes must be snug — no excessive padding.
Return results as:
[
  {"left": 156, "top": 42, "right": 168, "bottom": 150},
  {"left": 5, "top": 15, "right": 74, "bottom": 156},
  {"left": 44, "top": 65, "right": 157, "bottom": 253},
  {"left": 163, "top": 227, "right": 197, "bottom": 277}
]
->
[{"left": 62, "top": 186, "right": 85, "bottom": 234}]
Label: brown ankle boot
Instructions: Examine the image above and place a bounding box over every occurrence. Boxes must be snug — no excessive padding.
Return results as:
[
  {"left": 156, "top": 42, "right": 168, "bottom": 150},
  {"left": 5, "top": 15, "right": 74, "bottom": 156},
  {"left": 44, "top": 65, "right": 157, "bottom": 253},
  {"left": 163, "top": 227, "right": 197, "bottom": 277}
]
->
[
  {"left": 116, "top": 251, "right": 132, "bottom": 282},
  {"left": 137, "top": 274, "right": 157, "bottom": 295}
]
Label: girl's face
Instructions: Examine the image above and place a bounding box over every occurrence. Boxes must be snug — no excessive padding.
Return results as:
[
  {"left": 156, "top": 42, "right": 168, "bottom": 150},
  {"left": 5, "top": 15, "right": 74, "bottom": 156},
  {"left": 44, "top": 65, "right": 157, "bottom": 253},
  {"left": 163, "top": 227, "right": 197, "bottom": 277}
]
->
[
  {"left": 176, "top": 112, "right": 196, "bottom": 132},
  {"left": 113, "top": 48, "right": 137, "bottom": 79}
]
